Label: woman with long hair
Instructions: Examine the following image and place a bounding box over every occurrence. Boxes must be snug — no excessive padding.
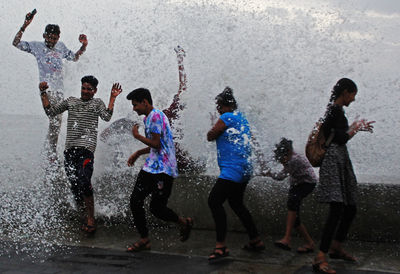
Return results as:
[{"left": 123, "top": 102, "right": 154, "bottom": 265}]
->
[{"left": 313, "top": 78, "right": 375, "bottom": 274}]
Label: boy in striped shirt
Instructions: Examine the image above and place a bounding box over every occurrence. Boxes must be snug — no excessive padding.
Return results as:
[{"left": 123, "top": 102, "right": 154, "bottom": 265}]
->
[{"left": 39, "top": 75, "right": 122, "bottom": 233}]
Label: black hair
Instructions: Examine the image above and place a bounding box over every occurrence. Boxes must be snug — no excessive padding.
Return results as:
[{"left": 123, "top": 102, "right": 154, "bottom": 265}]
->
[
  {"left": 215, "top": 86, "right": 238, "bottom": 109},
  {"left": 329, "top": 78, "right": 357, "bottom": 103},
  {"left": 44, "top": 24, "right": 60, "bottom": 35},
  {"left": 126, "top": 88, "right": 153, "bottom": 105},
  {"left": 81, "top": 75, "right": 99, "bottom": 88},
  {"left": 273, "top": 138, "right": 293, "bottom": 162}
]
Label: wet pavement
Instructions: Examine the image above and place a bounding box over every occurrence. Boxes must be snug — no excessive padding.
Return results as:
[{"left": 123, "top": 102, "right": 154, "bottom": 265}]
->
[{"left": 0, "top": 225, "right": 399, "bottom": 274}]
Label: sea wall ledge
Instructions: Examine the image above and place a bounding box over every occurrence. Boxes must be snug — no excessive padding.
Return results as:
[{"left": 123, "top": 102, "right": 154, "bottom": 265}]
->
[{"left": 96, "top": 174, "right": 400, "bottom": 243}]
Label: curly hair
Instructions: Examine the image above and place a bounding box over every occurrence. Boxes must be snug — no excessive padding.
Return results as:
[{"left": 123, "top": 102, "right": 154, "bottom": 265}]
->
[
  {"left": 274, "top": 138, "right": 293, "bottom": 161},
  {"left": 215, "top": 86, "right": 238, "bottom": 110}
]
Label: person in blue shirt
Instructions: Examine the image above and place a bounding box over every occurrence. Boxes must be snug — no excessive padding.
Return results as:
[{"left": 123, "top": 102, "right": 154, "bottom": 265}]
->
[{"left": 207, "top": 87, "right": 264, "bottom": 262}]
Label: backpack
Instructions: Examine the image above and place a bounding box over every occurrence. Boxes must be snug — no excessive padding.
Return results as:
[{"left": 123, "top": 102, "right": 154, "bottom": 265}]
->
[{"left": 305, "top": 118, "right": 335, "bottom": 167}]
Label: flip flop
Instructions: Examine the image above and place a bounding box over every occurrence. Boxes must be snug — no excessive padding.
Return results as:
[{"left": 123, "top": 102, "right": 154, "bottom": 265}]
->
[
  {"left": 274, "top": 241, "right": 291, "bottom": 251},
  {"left": 297, "top": 245, "right": 314, "bottom": 254},
  {"left": 329, "top": 251, "right": 357, "bottom": 262},
  {"left": 242, "top": 239, "right": 265, "bottom": 252},
  {"left": 312, "top": 259, "right": 336, "bottom": 274}
]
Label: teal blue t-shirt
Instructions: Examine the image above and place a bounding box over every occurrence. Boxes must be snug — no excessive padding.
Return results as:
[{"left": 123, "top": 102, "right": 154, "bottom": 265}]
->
[{"left": 216, "top": 111, "right": 253, "bottom": 183}]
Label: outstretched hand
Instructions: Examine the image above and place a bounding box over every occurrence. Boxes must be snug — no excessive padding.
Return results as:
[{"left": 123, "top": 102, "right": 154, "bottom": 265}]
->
[
  {"left": 110, "top": 83, "right": 122, "bottom": 98},
  {"left": 127, "top": 151, "right": 139, "bottom": 167},
  {"left": 358, "top": 120, "right": 375, "bottom": 133},
  {"left": 39, "top": 81, "right": 48, "bottom": 92}
]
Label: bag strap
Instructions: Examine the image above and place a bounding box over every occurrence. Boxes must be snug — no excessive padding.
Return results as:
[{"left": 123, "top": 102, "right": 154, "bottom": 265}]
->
[{"left": 324, "top": 129, "right": 335, "bottom": 148}]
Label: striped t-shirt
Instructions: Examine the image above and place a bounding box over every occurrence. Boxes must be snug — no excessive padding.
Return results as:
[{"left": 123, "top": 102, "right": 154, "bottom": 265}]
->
[{"left": 45, "top": 97, "right": 113, "bottom": 153}]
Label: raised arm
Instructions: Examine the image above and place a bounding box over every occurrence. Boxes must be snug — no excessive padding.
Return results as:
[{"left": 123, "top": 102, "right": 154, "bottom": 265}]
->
[
  {"left": 163, "top": 46, "right": 187, "bottom": 121},
  {"left": 98, "top": 83, "right": 122, "bottom": 122},
  {"left": 39, "top": 81, "right": 68, "bottom": 116},
  {"left": 12, "top": 10, "right": 36, "bottom": 47},
  {"left": 175, "top": 45, "right": 187, "bottom": 96},
  {"left": 73, "top": 34, "right": 88, "bottom": 61},
  {"left": 107, "top": 83, "right": 122, "bottom": 111}
]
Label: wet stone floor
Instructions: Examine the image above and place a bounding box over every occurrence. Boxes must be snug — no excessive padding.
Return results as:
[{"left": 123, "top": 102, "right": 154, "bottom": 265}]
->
[{"left": 0, "top": 224, "right": 399, "bottom": 274}]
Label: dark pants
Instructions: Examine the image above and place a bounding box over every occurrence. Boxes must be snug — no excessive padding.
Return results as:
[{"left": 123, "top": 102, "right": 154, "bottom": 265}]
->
[
  {"left": 130, "top": 170, "right": 179, "bottom": 238},
  {"left": 319, "top": 202, "right": 357, "bottom": 253},
  {"left": 287, "top": 183, "right": 315, "bottom": 228},
  {"left": 208, "top": 178, "right": 259, "bottom": 242},
  {"left": 64, "top": 147, "right": 94, "bottom": 206}
]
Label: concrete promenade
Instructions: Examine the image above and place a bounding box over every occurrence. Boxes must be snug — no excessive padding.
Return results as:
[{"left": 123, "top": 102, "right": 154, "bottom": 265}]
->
[
  {"left": 96, "top": 174, "right": 400, "bottom": 242},
  {"left": 1, "top": 225, "right": 399, "bottom": 274}
]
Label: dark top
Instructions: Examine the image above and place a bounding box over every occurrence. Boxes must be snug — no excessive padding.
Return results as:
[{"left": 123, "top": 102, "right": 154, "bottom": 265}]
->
[{"left": 322, "top": 104, "right": 349, "bottom": 145}]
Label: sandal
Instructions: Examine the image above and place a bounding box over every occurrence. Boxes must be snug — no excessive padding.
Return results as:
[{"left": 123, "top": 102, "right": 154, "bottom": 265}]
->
[
  {"left": 329, "top": 251, "right": 357, "bottom": 262},
  {"left": 208, "top": 246, "right": 230, "bottom": 263},
  {"left": 179, "top": 217, "right": 193, "bottom": 242},
  {"left": 126, "top": 239, "right": 151, "bottom": 252},
  {"left": 274, "top": 240, "right": 291, "bottom": 251},
  {"left": 312, "top": 259, "right": 336, "bottom": 274},
  {"left": 242, "top": 239, "right": 265, "bottom": 252}
]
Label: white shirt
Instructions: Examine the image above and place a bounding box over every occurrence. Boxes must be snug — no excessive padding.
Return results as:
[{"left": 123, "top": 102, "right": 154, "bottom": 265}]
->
[{"left": 17, "top": 40, "right": 75, "bottom": 93}]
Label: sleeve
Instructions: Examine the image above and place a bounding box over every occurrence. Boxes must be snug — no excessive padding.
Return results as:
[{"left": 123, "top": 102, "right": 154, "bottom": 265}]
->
[
  {"left": 45, "top": 97, "right": 69, "bottom": 116},
  {"left": 60, "top": 42, "right": 75, "bottom": 61},
  {"left": 149, "top": 112, "right": 163, "bottom": 134},
  {"left": 16, "top": 41, "right": 32, "bottom": 53},
  {"left": 333, "top": 128, "right": 350, "bottom": 144},
  {"left": 220, "top": 112, "right": 234, "bottom": 127},
  {"left": 286, "top": 156, "right": 304, "bottom": 179},
  {"left": 97, "top": 99, "right": 113, "bottom": 121},
  {"left": 323, "top": 106, "right": 349, "bottom": 145}
]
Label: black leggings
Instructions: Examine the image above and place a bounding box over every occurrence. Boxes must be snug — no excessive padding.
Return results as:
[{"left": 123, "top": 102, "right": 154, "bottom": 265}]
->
[
  {"left": 130, "top": 170, "right": 179, "bottom": 238},
  {"left": 208, "top": 178, "right": 259, "bottom": 243},
  {"left": 319, "top": 202, "right": 357, "bottom": 253},
  {"left": 287, "top": 183, "right": 315, "bottom": 228}
]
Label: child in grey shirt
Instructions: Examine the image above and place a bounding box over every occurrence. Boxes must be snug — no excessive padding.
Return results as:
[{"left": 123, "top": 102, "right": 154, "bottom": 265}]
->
[{"left": 265, "top": 138, "right": 317, "bottom": 253}]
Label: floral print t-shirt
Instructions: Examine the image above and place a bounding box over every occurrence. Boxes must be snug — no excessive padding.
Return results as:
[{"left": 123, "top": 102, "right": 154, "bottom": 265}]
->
[{"left": 142, "top": 109, "right": 178, "bottom": 178}]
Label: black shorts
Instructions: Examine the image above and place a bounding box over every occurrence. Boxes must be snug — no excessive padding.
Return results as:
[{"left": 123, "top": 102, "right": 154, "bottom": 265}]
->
[
  {"left": 64, "top": 147, "right": 94, "bottom": 201},
  {"left": 287, "top": 183, "right": 315, "bottom": 212}
]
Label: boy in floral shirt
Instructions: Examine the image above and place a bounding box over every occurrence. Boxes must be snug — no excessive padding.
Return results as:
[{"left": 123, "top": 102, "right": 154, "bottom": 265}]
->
[{"left": 126, "top": 88, "right": 193, "bottom": 252}]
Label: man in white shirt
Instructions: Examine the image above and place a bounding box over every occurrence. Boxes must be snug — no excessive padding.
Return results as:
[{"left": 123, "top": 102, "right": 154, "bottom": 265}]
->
[{"left": 12, "top": 10, "right": 88, "bottom": 165}]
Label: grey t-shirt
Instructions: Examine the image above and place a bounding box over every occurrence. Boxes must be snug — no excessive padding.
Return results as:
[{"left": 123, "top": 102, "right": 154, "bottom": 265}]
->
[
  {"left": 270, "top": 151, "right": 318, "bottom": 187},
  {"left": 17, "top": 41, "right": 74, "bottom": 92}
]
